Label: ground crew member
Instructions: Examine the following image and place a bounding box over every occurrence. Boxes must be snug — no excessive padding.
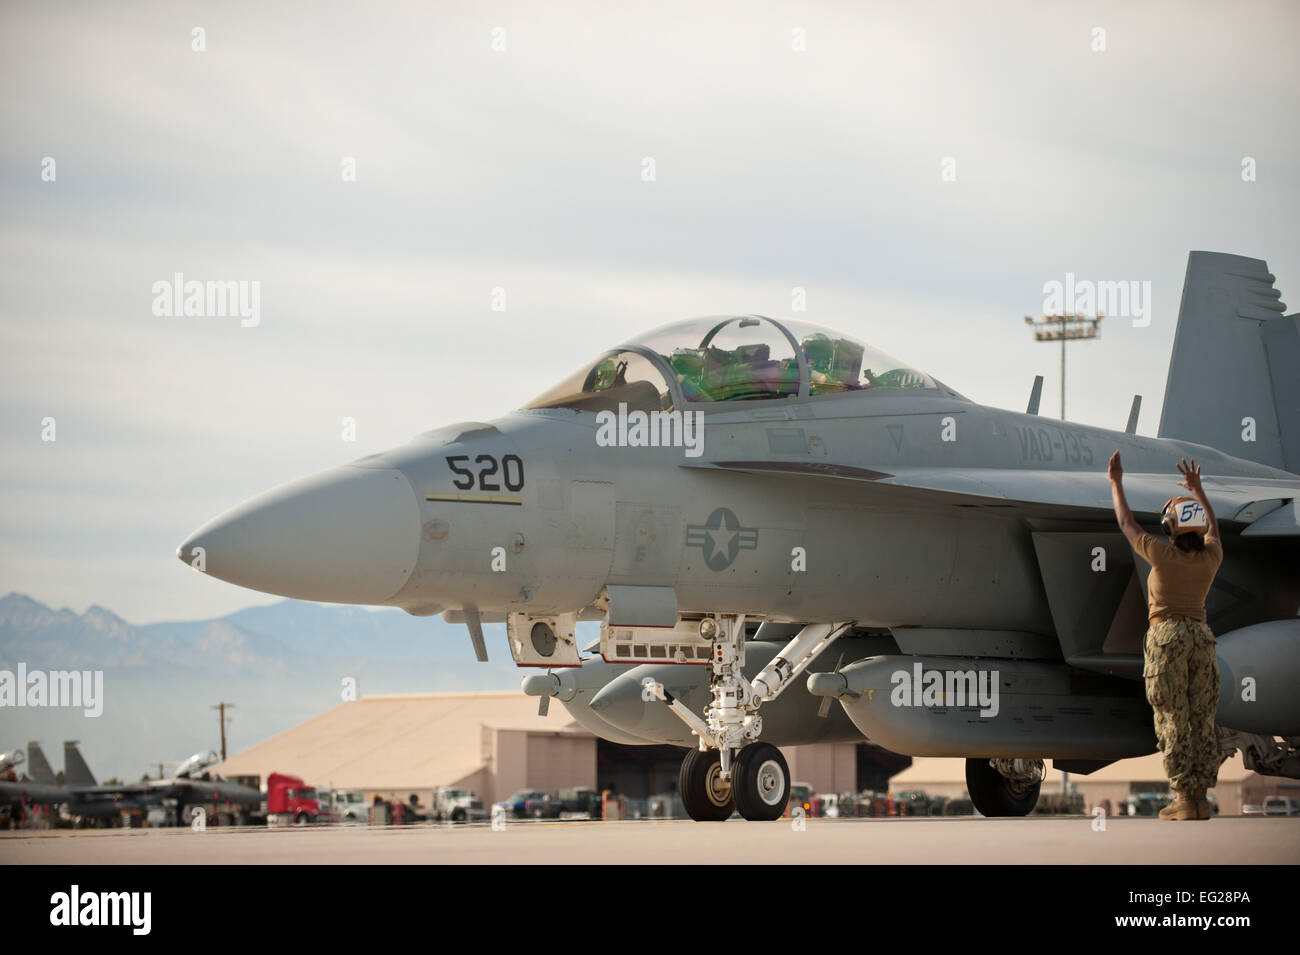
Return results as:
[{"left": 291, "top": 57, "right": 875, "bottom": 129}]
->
[{"left": 1108, "top": 452, "right": 1223, "bottom": 821}]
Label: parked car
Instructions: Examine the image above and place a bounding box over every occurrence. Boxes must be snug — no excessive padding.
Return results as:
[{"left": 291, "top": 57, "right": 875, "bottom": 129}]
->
[
  {"left": 495, "top": 790, "right": 549, "bottom": 819},
  {"left": 526, "top": 787, "right": 600, "bottom": 819},
  {"left": 1263, "top": 796, "right": 1300, "bottom": 816}
]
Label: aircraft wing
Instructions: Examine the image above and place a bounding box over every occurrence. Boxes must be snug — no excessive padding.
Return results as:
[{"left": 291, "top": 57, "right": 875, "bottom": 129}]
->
[
  {"left": 157, "top": 778, "right": 263, "bottom": 806},
  {"left": 683, "top": 460, "right": 1299, "bottom": 532},
  {"left": 67, "top": 782, "right": 160, "bottom": 803},
  {"left": 0, "top": 780, "right": 68, "bottom": 807}
]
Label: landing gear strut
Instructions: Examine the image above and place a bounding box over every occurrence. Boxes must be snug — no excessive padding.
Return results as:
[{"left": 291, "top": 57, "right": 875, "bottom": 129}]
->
[{"left": 651, "top": 615, "right": 851, "bottom": 821}]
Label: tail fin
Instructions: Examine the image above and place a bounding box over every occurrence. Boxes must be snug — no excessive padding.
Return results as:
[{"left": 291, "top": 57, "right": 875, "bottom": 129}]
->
[
  {"left": 1158, "top": 251, "right": 1299, "bottom": 473},
  {"left": 63, "top": 740, "right": 97, "bottom": 787},
  {"left": 26, "top": 741, "right": 57, "bottom": 784}
]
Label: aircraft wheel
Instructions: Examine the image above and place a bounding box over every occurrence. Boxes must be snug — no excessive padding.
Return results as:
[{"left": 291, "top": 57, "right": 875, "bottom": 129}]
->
[
  {"left": 965, "top": 758, "right": 1041, "bottom": 817},
  {"left": 732, "top": 743, "right": 790, "bottom": 822},
  {"left": 679, "top": 748, "right": 734, "bottom": 821}
]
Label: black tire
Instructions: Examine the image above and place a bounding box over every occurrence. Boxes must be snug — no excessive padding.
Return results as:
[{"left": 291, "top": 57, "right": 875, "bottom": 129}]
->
[
  {"left": 451, "top": 808, "right": 466, "bottom": 823},
  {"left": 294, "top": 811, "right": 309, "bottom": 826},
  {"left": 679, "top": 748, "right": 734, "bottom": 821},
  {"left": 731, "top": 743, "right": 791, "bottom": 822},
  {"left": 965, "top": 758, "right": 1041, "bottom": 817}
]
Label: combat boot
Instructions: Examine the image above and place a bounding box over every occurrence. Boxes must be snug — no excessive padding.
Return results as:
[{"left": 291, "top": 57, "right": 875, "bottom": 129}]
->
[
  {"left": 1194, "top": 791, "right": 1212, "bottom": 820},
  {"left": 1158, "top": 791, "right": 1197, "bottom": 821}
]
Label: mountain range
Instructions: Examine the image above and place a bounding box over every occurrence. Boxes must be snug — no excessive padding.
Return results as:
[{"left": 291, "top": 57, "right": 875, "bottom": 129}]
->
[{"left": 0, "top": 592, "right": 566, "bottom": 781}]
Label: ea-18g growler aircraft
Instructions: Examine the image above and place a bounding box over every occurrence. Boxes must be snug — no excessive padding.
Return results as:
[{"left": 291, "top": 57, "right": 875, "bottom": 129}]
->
[{"left": 180, "top": 251, "right": 1300, "bottom": 821}]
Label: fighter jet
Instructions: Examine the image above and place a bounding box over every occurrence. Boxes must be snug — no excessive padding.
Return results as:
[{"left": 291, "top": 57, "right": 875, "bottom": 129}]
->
[
  {"left": 0, "top": 742, "right": 153, "bottom": 823},
  {"left": 0, "top": 746, "right": 67, "bottom": 815},
  {"left": 138, "top": 750, "right": 262, "bottom": 823},
  {"left": 180, "top": 251, "right": 1300, "bottom": 820},
  {"left": 3, "top": 742, "right": 261, "bottom": 825}
]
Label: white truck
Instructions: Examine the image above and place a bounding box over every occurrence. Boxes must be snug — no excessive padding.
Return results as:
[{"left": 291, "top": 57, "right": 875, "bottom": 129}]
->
[
  {"left": 329, "top": 789, "right": 370, "bottom": 823},
  {"left": 432, "top": 787, "right": 487, "bottom": 823}
]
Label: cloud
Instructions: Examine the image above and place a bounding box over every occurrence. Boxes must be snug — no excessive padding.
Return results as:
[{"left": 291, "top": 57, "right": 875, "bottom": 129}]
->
[{"left": 1, "top": 0, "right": 1297, "bottom": 619}]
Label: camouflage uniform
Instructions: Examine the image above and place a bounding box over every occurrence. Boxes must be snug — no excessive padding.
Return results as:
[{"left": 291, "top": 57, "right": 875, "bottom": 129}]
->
[{"left": 1143, "top": 618, "right": 1220, "bottom": 792}]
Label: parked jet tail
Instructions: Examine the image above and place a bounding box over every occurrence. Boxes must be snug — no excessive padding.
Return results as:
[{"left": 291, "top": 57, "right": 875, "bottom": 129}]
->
[
  {"left": 1158, "top": 251, "right": 1300, "bottom": 473},
  {"left": 62, "top": 740, "right": 97, "bottom": 787},
  {"left": 26, "top": 741, "right": 57, "bottom": 784}
]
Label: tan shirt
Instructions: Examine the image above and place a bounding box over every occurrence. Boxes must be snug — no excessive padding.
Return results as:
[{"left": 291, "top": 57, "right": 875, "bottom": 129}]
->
[{"left": 1132, "top": 532, "right": 1223, "bottom": 622}]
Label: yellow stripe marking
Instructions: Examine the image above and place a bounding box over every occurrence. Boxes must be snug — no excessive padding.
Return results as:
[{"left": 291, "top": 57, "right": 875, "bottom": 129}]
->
[{"left": 425, "top": 493, "right": 523, "bottom": 506}]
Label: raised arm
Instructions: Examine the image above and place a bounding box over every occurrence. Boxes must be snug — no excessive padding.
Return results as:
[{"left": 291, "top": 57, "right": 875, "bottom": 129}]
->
[
  {"left": 1108, "top": 451, "right": 1143, "bottom": 547},
  {"left": 1177, "top": 457, "right": 1219, "bottom": 540}
]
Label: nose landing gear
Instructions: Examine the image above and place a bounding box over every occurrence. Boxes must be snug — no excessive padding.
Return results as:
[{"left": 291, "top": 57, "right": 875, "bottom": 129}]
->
[{"left": 648, "top": 615, "right": 851, "bottom": 822}]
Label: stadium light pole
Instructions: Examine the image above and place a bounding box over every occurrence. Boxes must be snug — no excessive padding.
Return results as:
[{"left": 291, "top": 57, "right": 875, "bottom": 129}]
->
[{"left": 1023, "top": 312, "right": 1103, "bottom": 420}]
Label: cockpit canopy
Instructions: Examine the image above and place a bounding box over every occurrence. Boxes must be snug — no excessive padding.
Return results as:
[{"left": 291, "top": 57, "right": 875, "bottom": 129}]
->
[{"left": 524, "top": 316, "right": 939, "bottom": 413}]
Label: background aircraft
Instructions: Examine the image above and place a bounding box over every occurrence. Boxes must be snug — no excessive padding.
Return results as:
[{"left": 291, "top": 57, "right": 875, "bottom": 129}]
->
[
  {"left": 2, "top": 742, "right": 261, "bottom": 825},
  {"left": 180, "top": 250, "right": 1300, "bottom": 820},
  {"left": 0, "top": 747, "right": 67, "bottom": 814},
  {"left": 0, "top": 742, "right": 151, "bottom": 822},
  {"left": 139, "top": 750, "right": 262, "bottom": 823}
]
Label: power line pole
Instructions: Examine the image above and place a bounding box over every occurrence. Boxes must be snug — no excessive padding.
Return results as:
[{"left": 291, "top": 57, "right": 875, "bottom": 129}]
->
[
  {"left": 211, "top": 702, "right": 234, "bottom": 762},
  {"left": 1023, "top": 312, "right": 1103, "bottom": 420}
]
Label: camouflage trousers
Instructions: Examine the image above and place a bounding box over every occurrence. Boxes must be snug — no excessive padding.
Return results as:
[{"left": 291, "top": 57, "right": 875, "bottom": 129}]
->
[{"left": 1143, "top": 619, "right": 1220, "bottom": 793}]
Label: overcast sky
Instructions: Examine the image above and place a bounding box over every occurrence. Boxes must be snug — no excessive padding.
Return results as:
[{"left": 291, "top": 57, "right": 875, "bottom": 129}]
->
[{"left": 2, "top": 0, "right": 1297, "bottom": 623}]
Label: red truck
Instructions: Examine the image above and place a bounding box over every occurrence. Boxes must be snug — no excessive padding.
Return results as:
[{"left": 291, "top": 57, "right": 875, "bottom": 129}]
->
[{"left": 266, "top": 773, "right": 331, "bottom": 826}]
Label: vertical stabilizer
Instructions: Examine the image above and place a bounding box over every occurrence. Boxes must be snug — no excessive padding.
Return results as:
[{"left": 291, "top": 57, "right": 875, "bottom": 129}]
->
[
  {"left": 26, "top": 741, "right": 57, "bottom": 784},
  {"left": 63, "top": 740, "right": 97, "bottom": 787},
  {"left": 1158, "top": 251, "right": 1298, "bottom": 473}
]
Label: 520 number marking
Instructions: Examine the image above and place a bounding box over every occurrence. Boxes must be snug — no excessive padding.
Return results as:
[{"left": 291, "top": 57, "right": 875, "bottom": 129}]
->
[{"left": 446, "top": 454, "right": 525, "bottom": 492}]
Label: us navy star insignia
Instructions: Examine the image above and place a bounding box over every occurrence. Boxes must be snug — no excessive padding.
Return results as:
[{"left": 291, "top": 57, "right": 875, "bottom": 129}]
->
[{"left": 685, "top": 507, "right": 759, "bottom": 571}]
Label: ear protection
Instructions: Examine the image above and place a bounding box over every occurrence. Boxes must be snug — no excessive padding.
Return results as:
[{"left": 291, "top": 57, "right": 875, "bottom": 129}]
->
[{"left": 1161, "top": 496, "right": 1208, "bottom": 537}]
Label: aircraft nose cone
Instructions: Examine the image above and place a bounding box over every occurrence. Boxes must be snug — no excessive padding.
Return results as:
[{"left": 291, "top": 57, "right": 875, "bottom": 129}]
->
[{"left": 177, "top": 465, "right": 421, "bottom": 603}]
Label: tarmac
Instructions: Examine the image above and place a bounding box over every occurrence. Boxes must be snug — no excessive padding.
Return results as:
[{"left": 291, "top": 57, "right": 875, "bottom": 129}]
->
[{"left": 3, "top": 815, "right": 1299, "bottom": 865}]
